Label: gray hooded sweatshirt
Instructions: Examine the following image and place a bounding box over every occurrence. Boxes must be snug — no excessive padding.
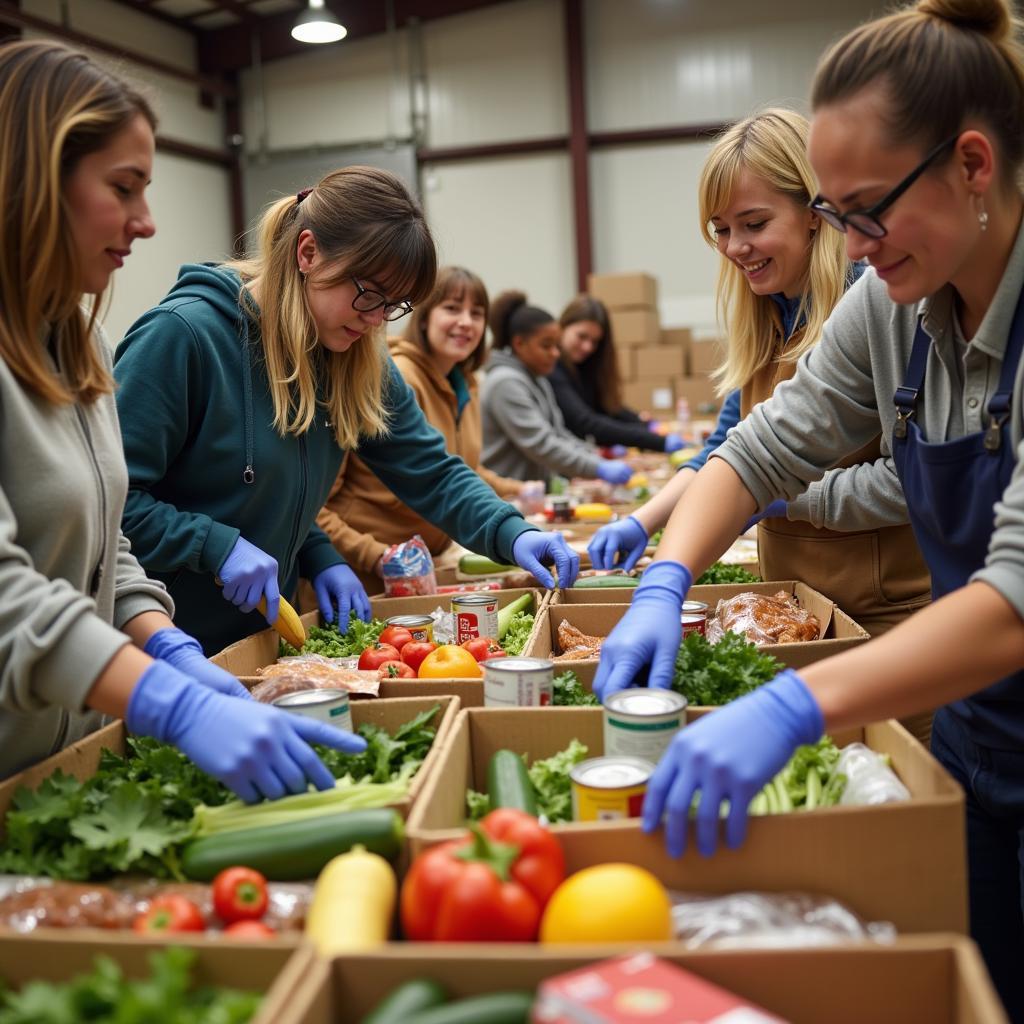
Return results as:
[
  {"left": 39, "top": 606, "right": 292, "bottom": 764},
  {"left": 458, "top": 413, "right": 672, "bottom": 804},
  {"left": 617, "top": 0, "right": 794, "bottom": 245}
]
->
[{"left": 481, "top": 349, "right": 601, "bottom": 484}]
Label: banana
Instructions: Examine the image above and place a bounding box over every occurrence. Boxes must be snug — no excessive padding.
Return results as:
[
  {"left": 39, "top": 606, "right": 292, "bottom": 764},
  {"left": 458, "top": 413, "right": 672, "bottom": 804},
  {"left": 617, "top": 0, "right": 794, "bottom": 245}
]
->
[{"left": 257, "top": 593, "right": 307, "bottom": 649}]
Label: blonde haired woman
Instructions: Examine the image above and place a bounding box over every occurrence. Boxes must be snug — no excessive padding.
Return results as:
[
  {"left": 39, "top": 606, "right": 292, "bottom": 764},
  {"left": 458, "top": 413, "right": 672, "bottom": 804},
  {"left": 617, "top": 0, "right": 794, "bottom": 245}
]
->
[
  {"left": 115, "top": 169, "right": 577, "bottom": 655},
  {"left": 591, "top": 108, "right": 930, "bottom": 640}
]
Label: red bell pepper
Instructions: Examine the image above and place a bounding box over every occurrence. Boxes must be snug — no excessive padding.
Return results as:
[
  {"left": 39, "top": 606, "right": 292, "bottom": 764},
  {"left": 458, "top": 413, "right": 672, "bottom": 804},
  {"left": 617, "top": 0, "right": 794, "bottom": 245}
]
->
[{"left": 400, "top": 808, "right": 565, "bottom": 942}]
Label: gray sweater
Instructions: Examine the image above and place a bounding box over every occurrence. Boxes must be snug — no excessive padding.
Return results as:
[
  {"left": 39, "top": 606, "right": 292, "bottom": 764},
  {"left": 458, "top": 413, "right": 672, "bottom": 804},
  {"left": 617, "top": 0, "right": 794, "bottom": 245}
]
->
[
  {"left": 714, "top": 217, "right": 1024, "bottom": 622},
  {"left": 0, "top": 324, "right": 173, "bottom": 778},
  {"left": 481, "top": 349, "right": 601, "bottom": 483}
]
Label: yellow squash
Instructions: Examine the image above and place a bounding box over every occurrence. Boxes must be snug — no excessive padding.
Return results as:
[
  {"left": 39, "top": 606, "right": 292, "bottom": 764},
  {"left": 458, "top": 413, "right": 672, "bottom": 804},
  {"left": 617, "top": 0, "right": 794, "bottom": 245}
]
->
[{"left": 256, "top": 593, "right": 306, "bottom": 650}]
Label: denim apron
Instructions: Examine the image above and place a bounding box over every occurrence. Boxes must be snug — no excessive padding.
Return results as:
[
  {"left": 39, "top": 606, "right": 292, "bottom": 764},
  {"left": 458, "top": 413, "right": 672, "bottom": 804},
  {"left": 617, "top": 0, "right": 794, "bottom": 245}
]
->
[{"left": 891, "top": 292, "right": 1024, "bottom": 1020}]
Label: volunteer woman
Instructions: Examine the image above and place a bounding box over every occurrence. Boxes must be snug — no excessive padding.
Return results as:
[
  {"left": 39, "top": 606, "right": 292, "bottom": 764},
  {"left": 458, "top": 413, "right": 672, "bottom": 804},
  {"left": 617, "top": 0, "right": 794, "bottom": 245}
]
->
[
  {"left": 115, "top": 171, "right": 577, "bottom": 656},
  {"left": 0, "top": 39, "right": 364, "bottom": 799},
  {"left": 549, "top": 294, "right": 685, "bottom": 454},
  {"left": 481, "top": 291, "right": 634, "bottom": 486},
  {"left": 594, "top": 1, "right": 1024, "bottom": 1012},
  {"left": 590, "top": 109, "right": 930, "bottom": 641},
  {"left": 317, "top": 265, "right": 529, "bottom": 595}
]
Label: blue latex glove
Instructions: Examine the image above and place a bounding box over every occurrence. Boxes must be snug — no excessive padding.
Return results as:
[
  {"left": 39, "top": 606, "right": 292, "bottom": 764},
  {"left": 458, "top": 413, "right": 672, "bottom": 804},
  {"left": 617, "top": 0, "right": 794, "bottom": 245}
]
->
[
  {"left": 314, "top": 563, "right": 371, "bottom": 625},
  {"left": 219, "top": 536, "right": 280, "bottom": 622},
  {"left": 592, "top": 561, "right": 692, "bottom": 701},
  {"left": 742, "top": 498, "right": 788, "bottom": 533},
  {"left": 608, "top": 444, "right": 629, "bottom": 458},
  {"left": 512, "top": 530, "right": 580, "bottom": 589},
  {"left": 595, "top": 460, "right": 633, "bottom": 485},
  {"left": 663, "top": 433, "right": 685, "bottom": 453},
  {"left": 587, "top": 515, "right": 648, "bottom": 572},
  {"left": 642, "top": 669, "right": 824, "bottom": 857},
  {"left": 144, "top": 627, "right": 251, "bottom": 700},
  {"left": 127, "top": 661, "right": 366, "bottom": 804}
]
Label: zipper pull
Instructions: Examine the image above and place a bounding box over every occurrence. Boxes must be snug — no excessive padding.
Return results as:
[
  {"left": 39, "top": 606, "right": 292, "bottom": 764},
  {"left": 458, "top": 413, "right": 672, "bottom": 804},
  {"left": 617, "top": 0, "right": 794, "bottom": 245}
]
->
[{"left": 243, "top": 464, "right": 255, "bottom": 484}]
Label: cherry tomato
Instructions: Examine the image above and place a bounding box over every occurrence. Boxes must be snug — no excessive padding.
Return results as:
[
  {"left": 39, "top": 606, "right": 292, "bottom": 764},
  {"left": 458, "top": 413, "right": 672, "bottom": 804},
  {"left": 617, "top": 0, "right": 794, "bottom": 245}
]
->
[
  {"left": 134, "top": 895, "right": 205, "bottom": 934},
  {"left": 376, "top": 659, "right": 416, "bottom": 680},
  {"left": 401, "top": 641, "right": 438, "bottom": 674},
  {"left": 212, "top": 866, "right": 269, "bottom": 924},
  {"left": 357, "top": 643, "right": 401, "bottom": 671},
  {"left": 460, "top": 636, "right": 504, "bottom": 662},
  {"left": 223, "top": 920, "right": 277, "bottom": 940},
  {"left": 379, "top": 625, "right": 414, "bottom": 652}
]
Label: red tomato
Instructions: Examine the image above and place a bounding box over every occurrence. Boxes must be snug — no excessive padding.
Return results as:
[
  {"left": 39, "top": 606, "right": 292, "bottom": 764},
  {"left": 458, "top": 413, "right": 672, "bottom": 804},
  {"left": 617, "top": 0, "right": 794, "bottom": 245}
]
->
[
  {"left": 401, "top": 641, "right": 438, "bottom": 674},
  {"left": 460, "top": 636, "right": 504, "bottom": 662},
  {"left": 223, "top": 920, "right": 277, "bottom": 940},
  {"left": 379, "top": 625, "right": 414, "bottom": 652},
  {"left": 134, "top": 895, "right": 205, "bottom": 934},
  {"left": 376, "top": 659, "right": 416, "bottom": 680},
  {"left": 212, "top": 866, "right": 269, "bottom": 924},
  {"left": 481, "top": 649, "right": 509, "bottom": 661},
  {"left": 357, "top": 643, "right": 401, "bottom": 671}
]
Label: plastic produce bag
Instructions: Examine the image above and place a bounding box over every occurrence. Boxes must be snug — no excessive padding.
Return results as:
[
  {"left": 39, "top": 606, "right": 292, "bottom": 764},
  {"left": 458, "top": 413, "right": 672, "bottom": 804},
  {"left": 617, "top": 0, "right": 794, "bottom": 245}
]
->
[
  {"left": 837, "top": 743, "right": 911, "bottom": 806},
  {"left": 251, "top": 655, "right": 380, "bottom": 702},
  {"left": 381, "top": 535, "right": 437, "bottom": 597}
]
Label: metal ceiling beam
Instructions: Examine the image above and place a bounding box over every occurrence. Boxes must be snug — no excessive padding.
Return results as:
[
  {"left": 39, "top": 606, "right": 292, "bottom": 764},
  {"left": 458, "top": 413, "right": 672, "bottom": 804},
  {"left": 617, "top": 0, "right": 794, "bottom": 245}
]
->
[
  {"left": 183, "top": 0, "right": 259, "bottom": 24},
  {"left": 105, "top": 0, "right": 200, "bottom": 34}
]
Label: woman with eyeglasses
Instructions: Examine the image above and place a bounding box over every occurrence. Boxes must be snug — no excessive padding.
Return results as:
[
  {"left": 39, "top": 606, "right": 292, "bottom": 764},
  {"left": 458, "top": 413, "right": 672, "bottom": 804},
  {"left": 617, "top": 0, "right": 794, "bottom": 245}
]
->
[
  {"left": 594, "top": 0, "right": 1024, "bottom": 1012},
  {"left": 114, "top": 168, "right": 578, "bottom": 656}
]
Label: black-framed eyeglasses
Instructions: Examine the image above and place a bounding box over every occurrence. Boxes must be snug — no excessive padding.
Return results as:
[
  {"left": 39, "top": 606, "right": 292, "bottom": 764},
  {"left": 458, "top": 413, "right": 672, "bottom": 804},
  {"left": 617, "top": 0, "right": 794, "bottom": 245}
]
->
[
  {"left": 351, "top": 278, "right": 413, "bottom": 322},
  {"left": 809, "top": 133, "right": 960, "bottom": 239}
]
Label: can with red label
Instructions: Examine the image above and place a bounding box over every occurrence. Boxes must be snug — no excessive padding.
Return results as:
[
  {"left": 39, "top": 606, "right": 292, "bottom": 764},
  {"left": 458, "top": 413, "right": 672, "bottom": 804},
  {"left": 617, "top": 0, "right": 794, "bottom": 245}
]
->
[
  {"left": 452, "top": 593, "right": 499, "bottom": 643},
  {"left": 681, "top": 600, "right": 708, "bottom": 637}
]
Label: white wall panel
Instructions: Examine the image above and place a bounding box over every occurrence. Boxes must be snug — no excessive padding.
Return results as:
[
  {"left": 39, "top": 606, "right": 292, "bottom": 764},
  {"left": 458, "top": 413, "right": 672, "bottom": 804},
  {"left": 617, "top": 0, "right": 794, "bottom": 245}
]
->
[
  {"left": 423, "top": 0, "right": 566, "bottom": 148},
  {"left": 422, "top": 153, "right": 574, "bottom": 320}
]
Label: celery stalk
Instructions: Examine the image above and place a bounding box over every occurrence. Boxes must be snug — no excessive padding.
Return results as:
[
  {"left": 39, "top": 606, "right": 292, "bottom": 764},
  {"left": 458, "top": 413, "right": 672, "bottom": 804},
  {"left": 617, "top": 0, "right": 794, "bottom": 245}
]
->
[
  {"left": 805, "top": 767, "right": 821, "bottom": 810},
  {"left": 774, "top": 776, "right": 793, "bottom": 813}
]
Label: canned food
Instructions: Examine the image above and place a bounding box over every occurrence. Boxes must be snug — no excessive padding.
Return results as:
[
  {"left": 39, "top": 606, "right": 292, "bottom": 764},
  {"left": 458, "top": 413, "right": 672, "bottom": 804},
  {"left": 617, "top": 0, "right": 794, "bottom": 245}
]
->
[
  {"left": 272, "top": 687, "right": 353, "bottom": 733},
  {"left": 570, "top": 756, "right": 655, "bottom": 821},
  {"left": 603, "top": 688, "right": 687, "bottom": 762},
  {"left": 544, "top": 495, "right": 574, "bottom": 523},
  {"left": 452, "top": 593, "right": 500, "bottom": 644},
  {"left": 483, "top": 656, "right": 553, "bottom": 708},
  {"left": 385, "top": 614, "right": 434, "bottom": 643},
  {"left": 681, "top": 600, "right": 708, "bottom": 637}
]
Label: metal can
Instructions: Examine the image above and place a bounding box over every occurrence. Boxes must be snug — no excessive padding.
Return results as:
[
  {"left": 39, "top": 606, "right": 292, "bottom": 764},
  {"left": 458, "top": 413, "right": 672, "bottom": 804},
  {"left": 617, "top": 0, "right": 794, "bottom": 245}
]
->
[
  {"left": 385, "top": 614, "right": 434, "bottom": 643},
  {"left": 271, "top": 687, "right": 353, "bottom": 733},
  {"left": 603, "top": 688, "right": 687, "bottom": 762},
  {"left": 571, "top": 756, "right": 655, "bottom": 821},
  {"left": 681, "top": 600, "right": 708, "bottom": 637},
  {"left": 545, "top": 495, "right": 573, "bottom": 523},
  {"left": 452, "top": 593, "right": 500, "bottom": 644},
  {"left": 483, "top": 656, "right": 553, "bottom": 708}
]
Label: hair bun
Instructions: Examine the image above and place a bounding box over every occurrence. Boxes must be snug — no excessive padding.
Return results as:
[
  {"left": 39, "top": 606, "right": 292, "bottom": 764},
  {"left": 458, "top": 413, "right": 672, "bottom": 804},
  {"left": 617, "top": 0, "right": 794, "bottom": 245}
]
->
[{"left": 917, "top": 0, "right": 1013, "bottom": 41}]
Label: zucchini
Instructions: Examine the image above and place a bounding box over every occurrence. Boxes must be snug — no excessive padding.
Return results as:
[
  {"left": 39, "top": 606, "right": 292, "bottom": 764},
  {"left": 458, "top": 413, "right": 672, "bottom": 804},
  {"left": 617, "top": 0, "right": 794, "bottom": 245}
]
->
[
  {"left": 487, "top": 750, "right": 538, "bottom": 816},
  {"left": 362, "top": 980, "right": 447, "bottom": 1024},
  {"left": 404, "top": 992, "right": 534, "bottom": 1024},
  {"left": 459, "top": 553, "right": 517, "bottom": 575},
  {"left": 496, "top": 593, "right": 534, "bottom": 639},
  {"left": 572, "top": 575, "right": 639, "bottom": 589},
  {"left": 181, "top": 808, "right": 404, "bottom": 881}
]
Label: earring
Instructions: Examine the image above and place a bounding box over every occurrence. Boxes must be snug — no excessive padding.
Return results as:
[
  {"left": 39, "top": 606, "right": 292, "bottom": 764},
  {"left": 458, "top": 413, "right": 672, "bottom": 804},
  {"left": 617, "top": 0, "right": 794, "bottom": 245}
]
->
[{"left": 977, "top": 196, "right": 989, "bottom": 232}]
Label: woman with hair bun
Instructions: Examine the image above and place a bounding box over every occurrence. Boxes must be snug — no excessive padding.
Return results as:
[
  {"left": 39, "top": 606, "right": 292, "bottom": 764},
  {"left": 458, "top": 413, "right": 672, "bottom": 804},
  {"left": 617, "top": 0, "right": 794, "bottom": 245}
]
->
[
  {"left": 481, "top": 291, "right": 634, "bottom": 486},
  {"left": 594, "top": 1, "right": 1024, "bottom": 1009}
]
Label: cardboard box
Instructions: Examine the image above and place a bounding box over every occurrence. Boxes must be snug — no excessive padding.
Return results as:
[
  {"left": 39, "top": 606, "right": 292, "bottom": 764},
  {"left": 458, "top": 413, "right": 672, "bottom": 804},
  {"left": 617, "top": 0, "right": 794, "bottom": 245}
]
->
[
  {"left": 610, "top": 308, "right": 661, "bottom": 347},
  {"left": 633, "top": 344, "right": 687, "bottom": 379},
  {"left": 527, "top": 582, "right": 870, "bottom": 672},
  {"left": 0, "top": 934, "right": 311, "bottom": 1024},
  {"left": 405, "top": 705, "right": 966, "bottom": 933},
  {"left": 267, "top": 937, "right": 1005, "bottom": 1024},
  {"left": 690, "top": 338, "right": 726, "bottom": 375},
  {"left": 587, "top": 271, "right": 658, "bottom": 310},
  {"left": 660, "top": 326, "right": 692, "bottom": 351},
  {"left": 0, "top": 696, "right": 460, "bottom": 825},
  {"left": 673, "top": 374, "right": 720, "bottom": 415},
  {"left": 622, "top": 379, "right": 675, "bottom": 414}
]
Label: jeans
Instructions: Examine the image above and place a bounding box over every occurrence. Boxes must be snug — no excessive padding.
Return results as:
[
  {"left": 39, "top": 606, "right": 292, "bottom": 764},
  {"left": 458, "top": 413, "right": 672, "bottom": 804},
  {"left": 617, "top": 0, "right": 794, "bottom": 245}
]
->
[{"left": 931, "top": 707, "right": 1024, "bottom": 1022}]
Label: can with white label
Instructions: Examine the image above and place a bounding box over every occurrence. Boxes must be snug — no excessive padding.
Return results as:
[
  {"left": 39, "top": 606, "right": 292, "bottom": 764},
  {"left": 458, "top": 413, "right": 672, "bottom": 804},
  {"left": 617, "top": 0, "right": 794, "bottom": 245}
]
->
[
  {"left": 452, "top": 593, "right": 500, "bottom": 644},
  {"left": 482, "top": 656, "right": 553, "bottom": 708},
  {"left": 603, "top": 688, "right": 687, "bottom": 762},
  {"left": 271, "top": 687, "right": 353, "bottom": 733},
  {"left": 570, "top": 756, "right": 655, "bottom": 821},
  {"left": 681, "top": 600, "right": 709, "bottom": 638}
]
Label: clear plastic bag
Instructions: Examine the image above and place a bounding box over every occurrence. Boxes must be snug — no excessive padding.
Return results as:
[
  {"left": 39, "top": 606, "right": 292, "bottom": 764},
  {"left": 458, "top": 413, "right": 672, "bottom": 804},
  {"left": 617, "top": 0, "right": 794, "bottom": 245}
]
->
[
  {"left": 251, "top": 655, "right": 380, "bottom": 701},
  {"left": 669, "top": 890, "right": 896, "bottom": 949},
  {"left": 837, "top": 742, "right": 911, "bottom": 806},
  {"left": 706, "top": 590, "right": 820, "bottom": 646},
  {"left": 381, "top": 535, "right": 437, "bottom": 597}
]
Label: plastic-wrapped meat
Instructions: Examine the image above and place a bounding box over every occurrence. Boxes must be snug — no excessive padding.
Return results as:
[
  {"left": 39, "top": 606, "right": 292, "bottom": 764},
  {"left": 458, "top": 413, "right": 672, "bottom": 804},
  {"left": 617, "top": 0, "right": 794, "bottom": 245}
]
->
[
  {"left": 708, "top": 591, "right": 820, "bottom": 646},
  {"left": 251, "top": 656, "right": 380, "bottom": 702},
  {"left": 552, "top": 619, "right": 603, "bottom": 661}
]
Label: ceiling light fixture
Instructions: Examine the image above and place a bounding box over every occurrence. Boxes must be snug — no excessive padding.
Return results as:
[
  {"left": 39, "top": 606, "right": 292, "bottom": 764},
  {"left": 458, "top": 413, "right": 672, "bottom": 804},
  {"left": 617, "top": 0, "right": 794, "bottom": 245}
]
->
[{"left": 291, "top": 0, "right": 347, "bottom": 44}]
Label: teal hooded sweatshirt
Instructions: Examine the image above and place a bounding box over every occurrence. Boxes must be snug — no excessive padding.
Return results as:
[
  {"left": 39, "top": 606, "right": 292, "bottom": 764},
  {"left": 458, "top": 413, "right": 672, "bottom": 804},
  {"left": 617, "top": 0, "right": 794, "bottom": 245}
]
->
[{"left": 114, "top": 264, "right": 534, "bottom": 655}]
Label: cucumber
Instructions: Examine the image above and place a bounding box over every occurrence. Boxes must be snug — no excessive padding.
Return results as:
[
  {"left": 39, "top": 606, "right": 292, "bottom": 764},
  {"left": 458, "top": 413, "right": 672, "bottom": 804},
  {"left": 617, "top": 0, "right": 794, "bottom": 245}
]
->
[
  {"left": 487, "top": 749, "right": 538, "bottom": 816},
  {"left": 181, "top": 808, "right": 404, "bottom": 881},
  {"left": 572, "top": 575, "right": 639, "bottom": 589},
  {"left": 362, "top": 980, "right": 448, "bottom": 1024},
  {"left": 404, "top": 992, "right": 534, "bottom": 1024},
  {"left": 496, "top": 593, "right": 533, "bottom": 639},
  {"left": 459, "top": 553, "right": 517, "bottom": 575}
]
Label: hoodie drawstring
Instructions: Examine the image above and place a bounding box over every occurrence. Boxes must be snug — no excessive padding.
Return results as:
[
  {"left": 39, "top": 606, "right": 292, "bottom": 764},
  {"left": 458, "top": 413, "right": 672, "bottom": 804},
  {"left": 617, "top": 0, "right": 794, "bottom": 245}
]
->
[{"left": 240, "top": 312, "right": 256, "bottom": 484}]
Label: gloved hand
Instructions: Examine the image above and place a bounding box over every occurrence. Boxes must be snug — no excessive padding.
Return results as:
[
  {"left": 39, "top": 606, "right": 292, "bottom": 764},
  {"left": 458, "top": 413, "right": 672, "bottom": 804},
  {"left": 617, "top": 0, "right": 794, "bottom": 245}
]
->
[
  {"left": 642, "top": 669, "right": 824, "bottom": 857},
  {"left": 127, "top": 660, "right": 367, "bottom": 804},
  {"left": 592, "top": 561, "right": 692, "bottom": 701},
  {"left": 608, "top": 444, "right": 629, "bottom": 458},
  {"left": 313, "top": 563, "right": 371, "bottom": 625},
  {"left": 647, "top": 420, "right": 662, "bottom": 433},
  {"left": 144, "top": 627, "right": 251, "bottom": 700},
  {"left": 595, "top": 460, "right": 633, "bottom": 485},
  {"left": 587, "top": 515, "right": 648, "bottom": 572},
  {"left": 742, "top": 498, "right": 788, "bottom": 533},
  {"left": 512, "top": 530, "right": 580, "bottom": 589},
  {"left": 663, "top": 433, "right": 685, "bottom": 453},
  {"left": 219, "top": 536, "right": 280, "bottom": 623}
]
